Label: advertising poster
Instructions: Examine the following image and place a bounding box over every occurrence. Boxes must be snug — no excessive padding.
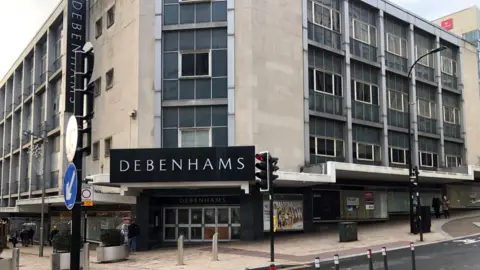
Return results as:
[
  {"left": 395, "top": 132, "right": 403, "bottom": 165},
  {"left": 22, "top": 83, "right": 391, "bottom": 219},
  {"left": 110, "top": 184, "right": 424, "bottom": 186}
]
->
[{"left": 263, "top": 200, "right": 303, "bottom": 231}]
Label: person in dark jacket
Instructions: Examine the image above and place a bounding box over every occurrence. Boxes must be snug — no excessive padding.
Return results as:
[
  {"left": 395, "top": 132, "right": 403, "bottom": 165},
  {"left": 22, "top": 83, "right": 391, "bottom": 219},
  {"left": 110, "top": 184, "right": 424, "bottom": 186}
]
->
[
  {"left": 27, "top": 227, "right": 34, "bottom": 246},
  {"left": 49, "top": 226, "right": 59, "bottom": 246},
  {"left": 20, "top": 228, "right": 28, "bottom": 247},
  {"left": 127, "top": 221, "right": 140, "bottom": 254},
  {"left": 11, "top": 230, "right": 18, "bottom": 248},
  {"left": 432, "top": 197, "right": 441, "bottom": 218}
]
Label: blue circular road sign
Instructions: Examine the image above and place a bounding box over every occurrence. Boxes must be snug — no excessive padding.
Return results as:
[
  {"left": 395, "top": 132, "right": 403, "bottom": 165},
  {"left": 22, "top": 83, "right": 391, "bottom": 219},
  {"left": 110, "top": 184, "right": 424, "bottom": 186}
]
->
[{"left": 63, "top": 163, "right": 78, "bottom": 210}]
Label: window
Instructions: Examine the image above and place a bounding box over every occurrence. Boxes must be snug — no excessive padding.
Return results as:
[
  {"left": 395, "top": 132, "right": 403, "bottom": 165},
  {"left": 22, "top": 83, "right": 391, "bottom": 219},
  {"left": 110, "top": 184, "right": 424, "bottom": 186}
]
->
[
  {"left": 179, "top": 51, "right": 211, "bottom": 78},
  {"left": 104, "top": 137, "right": 112, "bottom": 157},
  {"left": 92, "top": 141, "right": 99, "bottom": 160},
  {"left": 179, "top": 129, "right": 211, "bottom": 147},
  {"left": 415, "top": 46, "right": 430, "bottom": 67},
  {"left": 419, "top": 152, "right": 438, "bottom": 167},
  {"left": 388, "top": 90, "right": 407, "bottom": 112},
  {"left": 417, "top": 99, "right": 436, "bottom": 119},
  {"left": 386, "top": 33, "right": 408, "bottom": 58},
  {"left": 354, "top": 142, "right": 380, "bottom": 161},
  {"left": 179, "top": 0, "right": 211, "bottom": 2},
  {"left": 107, "top": 5, "right": 115, "bottom": 28},
  {"left": 311, "top": 69, "right": 342, "bottom": 96},
  {"left": 446, "top": 155, "right": 462, "bottom": 167},
  {"left": 352, "top": 19, "right": 377, "bottom": 46},
  {"left": 389, "top": 147, "right": 409, "bottom": 165},
  {"left": 353, "top": 80, "right": 378, "bottom": 104},
  {"left": 95, "top": 18, "right": 103, "bottom": 38},
  {"left": 106, "top": 68, "right": 114, "bottom": 89},
  {"left": 94, "top": 78, "right": 101, "bottom": 97},
  {"left": 309, "top": 137, "right": 344, "bottom": 157},
  {"left": 307, "top": 0, "right": 341, "bottom": 32},
  {"left": 441, "top": 56, "right": 457, "bottom": 76},
  {"left": 54, "top": 24, "right": 63, "bottom": 59},
  {"left": 443, "top": 106, "right": 459, "bottom": 124}
]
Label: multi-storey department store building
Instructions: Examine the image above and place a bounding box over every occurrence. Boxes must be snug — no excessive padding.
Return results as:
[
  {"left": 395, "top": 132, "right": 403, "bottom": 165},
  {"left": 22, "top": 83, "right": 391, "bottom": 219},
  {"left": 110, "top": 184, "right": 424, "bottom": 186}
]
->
[{"left": 1, "top": 0, "right": 480, "bottom": 249}]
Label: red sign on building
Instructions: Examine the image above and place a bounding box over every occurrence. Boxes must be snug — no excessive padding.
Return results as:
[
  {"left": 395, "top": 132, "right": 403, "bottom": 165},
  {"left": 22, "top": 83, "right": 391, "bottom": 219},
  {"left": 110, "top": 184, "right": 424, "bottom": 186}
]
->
[
  {"left": 441, "top": 18, "right": 453, "bottom": 30},
  {"left": 365, "top": 192, "right": 374, "bottom": 202}
]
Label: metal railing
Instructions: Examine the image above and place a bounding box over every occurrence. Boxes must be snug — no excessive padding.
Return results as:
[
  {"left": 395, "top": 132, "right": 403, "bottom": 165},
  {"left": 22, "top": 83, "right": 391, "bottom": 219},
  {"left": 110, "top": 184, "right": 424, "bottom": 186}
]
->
[
  {"left": 417, "top": 117, "right": 437, "bottom": 134},
  {"left": 444, "top": 123, "right": 461, "bottom": 139},
  {"left": 352, "top": 102, "right": 380, "bottom": 122},
  {"left": 309, "top": 91, "right": 343, "bottom": 116}
]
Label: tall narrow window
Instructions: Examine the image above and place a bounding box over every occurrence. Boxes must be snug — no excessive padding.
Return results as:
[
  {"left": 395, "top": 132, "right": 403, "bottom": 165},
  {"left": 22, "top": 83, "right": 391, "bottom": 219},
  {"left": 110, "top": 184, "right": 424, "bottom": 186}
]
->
[
  {"left": 388, "top": 90, "right": 407, "bottom": 112},
  {"left": 104, "top": 137, "right": 112, "bottom": 157},
  {"left": 441, "top": 56, "right": 456, "bottom": 75},
  {"left": 415, "top": 46, "right": 430, "bottom": 67},
  {"left": 443, "top": 106, "right": 459, "bottom": 124},
  {"left": 106, "top": 68, "right": 114, "bottom": 89},
  {"left": 107, "top": 5, "right": 115, "bottom": 28}
]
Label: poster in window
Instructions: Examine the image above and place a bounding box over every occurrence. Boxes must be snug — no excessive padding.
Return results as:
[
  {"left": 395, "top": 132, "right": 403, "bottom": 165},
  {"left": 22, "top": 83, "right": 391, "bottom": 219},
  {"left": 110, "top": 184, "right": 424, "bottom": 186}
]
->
[{"left": 263, "top": 200, "right": 303, "bottom": 231}]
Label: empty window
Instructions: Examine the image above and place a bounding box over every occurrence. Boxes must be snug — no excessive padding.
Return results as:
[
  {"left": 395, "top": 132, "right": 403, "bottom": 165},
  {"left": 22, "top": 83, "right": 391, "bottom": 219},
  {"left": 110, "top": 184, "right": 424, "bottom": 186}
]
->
[
  {"left": 104, "top": 137, "right": 112, "bottom": 157},
  {"left": 94, "top": 78, "right": 102, "bottom": 97},
  {"left": 179, "top": 51, "right": 211, "bottom": 77},
  {"left": 92, "top": 141, "right": 99, "bottom": 160},
  {"left": 420, "top": 152, "right": 437, "bottom": 167},
  {"left": 179, "top": 129, "right": 211, "bottom": 147},
  {"left": 311, "top": 69, "right": 342, "bottom": 96},
  {"left": 309, "top": 137, "right": 344, "bottom": 157},
  {"left": 441, "top": 56, "right": 457, "bottom": 76},
  {"left": 106, "top": 69, "right": 114, "bottom": 89},
  {"left": 446, "top": 155, "right": 462, "bottom": 167},
  {"left": 307, "top": 0, "right": 341, "bottom": 32},
  {"left": 107, "top": 5, "right": 115, "bottom": 28},
  {"left": 386, "top": 33, "right": 408, "bottom": 58},
  {"left": 95, "top": 18, "right": 103, "bottom": 38},
  {"left": 354, "top": 142, "right": 380, "bottom": 161},
  {"left": 389, "top": 147, "right": 408, "bottom": 165},
  {"left": 352, "top": 19, "right": 377, "bottom": 46},
  {"left": 417, "top": 99, "right": 436, "bottom": 119},
  {"left": 353, "top": 81, "right": 378, "bottom": 104},
  {"left": 443, "top": 106, "right": 459, "bottom": 124},
  {"left": 388, "top": 90, "right": 407, "bottom": 112},
  {"left": 415, "top": 46, "right": 430, "bottom": 67}
]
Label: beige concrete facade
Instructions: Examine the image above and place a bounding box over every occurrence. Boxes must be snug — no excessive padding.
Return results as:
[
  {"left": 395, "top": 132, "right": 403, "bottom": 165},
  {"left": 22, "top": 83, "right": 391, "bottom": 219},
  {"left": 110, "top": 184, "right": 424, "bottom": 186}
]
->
[{"left": 432, "top": 6, "right": 480, "bottom": 36}]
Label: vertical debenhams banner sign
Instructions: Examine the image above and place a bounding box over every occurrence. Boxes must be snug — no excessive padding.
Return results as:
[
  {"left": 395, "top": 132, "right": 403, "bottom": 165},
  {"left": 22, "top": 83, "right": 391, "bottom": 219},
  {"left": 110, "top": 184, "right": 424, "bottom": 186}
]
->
[
  {"left": 110, "top": 146, "right": 256, "bottom": 183},
  {"left": 65, "top": 0, "right": 87, "bottom": 113}
]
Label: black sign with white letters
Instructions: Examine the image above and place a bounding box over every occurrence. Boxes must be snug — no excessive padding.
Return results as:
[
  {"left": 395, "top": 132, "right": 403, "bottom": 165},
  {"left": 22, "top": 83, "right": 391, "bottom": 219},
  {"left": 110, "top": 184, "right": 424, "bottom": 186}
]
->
[
  {"left": 65, "top": 0, "right": 87, "bottom": 113},
  {"left": 110, "top": 146, "right": 255, "bottom": 183}
]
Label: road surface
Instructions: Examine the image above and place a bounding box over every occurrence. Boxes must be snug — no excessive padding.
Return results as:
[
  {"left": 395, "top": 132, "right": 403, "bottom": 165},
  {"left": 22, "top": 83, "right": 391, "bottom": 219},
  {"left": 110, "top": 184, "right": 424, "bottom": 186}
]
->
[{"left": 250, "top": 235, "right": 480, "bottom": 270}]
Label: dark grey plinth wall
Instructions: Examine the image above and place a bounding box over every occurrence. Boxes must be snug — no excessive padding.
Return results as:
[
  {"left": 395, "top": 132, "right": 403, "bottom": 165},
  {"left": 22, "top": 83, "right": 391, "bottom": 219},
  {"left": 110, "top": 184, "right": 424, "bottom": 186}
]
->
[
  {"left": 240, "top": 185, "right": 264, "bottom": 241},
  {"left": 302, "top": 188, "right": 314, "bottom": 233},
  {"left": 136, "top": 195, "right": 150, "bottom": 251}
]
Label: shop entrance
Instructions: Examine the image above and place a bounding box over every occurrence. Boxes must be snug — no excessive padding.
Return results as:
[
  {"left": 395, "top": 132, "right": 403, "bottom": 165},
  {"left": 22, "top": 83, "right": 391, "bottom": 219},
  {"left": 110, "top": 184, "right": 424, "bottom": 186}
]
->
[{"left": 163, "top": 206, "right": 240, "bottom": 242}]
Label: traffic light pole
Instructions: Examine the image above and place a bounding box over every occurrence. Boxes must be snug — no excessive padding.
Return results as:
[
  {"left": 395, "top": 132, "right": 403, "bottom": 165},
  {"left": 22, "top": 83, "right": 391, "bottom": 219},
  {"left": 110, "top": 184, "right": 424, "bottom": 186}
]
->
[
  {"left": 268, "top": 156, "right": 275, "bottom": 263},
  {"left": 414, "top": 167, "right": 423, "bottom": 242}
]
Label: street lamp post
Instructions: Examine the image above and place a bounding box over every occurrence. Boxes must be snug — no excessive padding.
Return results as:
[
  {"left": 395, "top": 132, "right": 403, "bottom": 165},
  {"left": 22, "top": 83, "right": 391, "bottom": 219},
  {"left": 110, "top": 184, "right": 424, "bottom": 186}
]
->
[
  {"left": 407, "top": 46, "right": 447, "bottom": 239},
  {"left": 24, "top": 121, "right": 48, "bottom": 257}
]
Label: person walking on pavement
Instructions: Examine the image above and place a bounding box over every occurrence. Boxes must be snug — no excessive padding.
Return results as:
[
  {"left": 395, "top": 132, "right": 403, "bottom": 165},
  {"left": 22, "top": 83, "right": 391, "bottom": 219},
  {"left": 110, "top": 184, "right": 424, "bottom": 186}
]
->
[
  {"left": 49, "top": 226, "right": 59, "bottom": 246},
  {"left": 443, "top": 196, "right": 451, "bottom": 219},
  {"left": 432, "top": 197, "right": 441, "bottom": 218},
  {"left": 20, "top": 227, "right": 28, "bottom": 247},
  {"left": 11, "top": 230, "right": 18, "bottom": 248},
  {"left": 28, "top": 227, "right": 35, "bottom": 246},
  {"left": 128, "top": 221, "right": 140, "bottom": 254}
]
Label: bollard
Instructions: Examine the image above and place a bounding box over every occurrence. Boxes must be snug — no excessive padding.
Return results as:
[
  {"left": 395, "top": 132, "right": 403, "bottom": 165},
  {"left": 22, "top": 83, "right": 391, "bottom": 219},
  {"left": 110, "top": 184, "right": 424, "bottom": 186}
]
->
[
  {"left": 410, "top": 242, "right": 416, "bottom": 270},
  {"left": 382, "top": 247, "right": 388, "bottom": 270},
  {"left": 269, "top": 263, "right": 276, "bottom": 270},
  {"left": 334, "top": 254, "right": 340, "bottom": 270},
  {"left": 177, "top": 235, "right": 184, "bottom": 265},
  {"left": 367, "top": 249, "right": 374, "bottom": 270},
  {"left": 314, "top": 257, "right": 320, "bottom": 269},
  {"left": 83, "top": 243, "right": 90, "bottom": 270},
  {"left": 12, "top": 248, "right": 20, "bottom": 270},
  {"left": 212, "top": 232, "right": 219, "bottom": 261}
]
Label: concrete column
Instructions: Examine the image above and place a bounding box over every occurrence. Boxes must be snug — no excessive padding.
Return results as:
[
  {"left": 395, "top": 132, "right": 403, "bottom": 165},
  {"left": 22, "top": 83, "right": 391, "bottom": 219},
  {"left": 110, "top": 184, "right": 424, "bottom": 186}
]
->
[
  {"left": 136, "top": 194, "right": 150, "bottom": 251},
  {"left": 435, "top": 36, "right": 445, "bottom": 166},
  {"left": 342, "top": 0, "right": 353, "bottom": 163},
  {"left": 378, "top": 10, "right": 388, "bottom": 167},
  {"left": 227, "top": 0, "right": 236, "bottom": 146},
  {"left": 457, "top": 47, "right": 467, "bottom": 163},
  {"left": 240, "top": 185, "right": 263, "bottom": 241},
  {"left": 302, "top": 0, "right": 310, "bottom": 164},
  {"left": 153, "top": 0, "right": 163, "bottom": 147},
  {"left": 408, "top": 24, "right": 419, "bottom": 167},
  {"left": 302, "top": 188, "right": 314, "bottom": 233}
]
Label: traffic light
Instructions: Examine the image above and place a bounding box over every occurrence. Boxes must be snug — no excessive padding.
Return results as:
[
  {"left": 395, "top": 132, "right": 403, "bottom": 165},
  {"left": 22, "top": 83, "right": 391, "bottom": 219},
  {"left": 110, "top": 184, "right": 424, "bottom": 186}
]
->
[
  {"left": 255, "top": 152, "right": 269, "bottom": 191},
  {"left": 269, "top": 155, "right": 279, "bottom": 181},
  {"left": 76, "top": 42, "right": 95, "bottom": 156}
]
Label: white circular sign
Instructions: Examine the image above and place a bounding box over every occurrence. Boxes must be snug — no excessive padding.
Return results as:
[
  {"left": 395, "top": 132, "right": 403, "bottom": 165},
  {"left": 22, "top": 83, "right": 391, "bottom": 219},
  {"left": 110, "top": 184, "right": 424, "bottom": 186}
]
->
[
  {"left": 65, "top": 116, "right": 78, "bottom": 162},
  {"left": 82, "top": 188, "right": 92, "bottom": 199}
]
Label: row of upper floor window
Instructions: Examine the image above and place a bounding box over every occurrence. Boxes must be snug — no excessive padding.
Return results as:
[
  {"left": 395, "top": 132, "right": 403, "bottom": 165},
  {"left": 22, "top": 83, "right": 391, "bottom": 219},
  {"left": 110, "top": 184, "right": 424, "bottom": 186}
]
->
[
  {"left": 94, "top": 4, "right": 116, "bottom": 39},
  {"left": 310, "top": 136, "right": 462, "bottom": 168},
  {"left": 307, "top": 0, "right": 458, "bottom": 74},
  {"left": 309, "top": 68, "right": 461, "bottom": 124}
]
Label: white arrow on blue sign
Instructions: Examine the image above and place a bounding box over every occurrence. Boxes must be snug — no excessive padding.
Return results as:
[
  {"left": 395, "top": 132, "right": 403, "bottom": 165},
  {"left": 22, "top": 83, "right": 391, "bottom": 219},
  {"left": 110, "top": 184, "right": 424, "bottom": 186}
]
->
[{"left": 63, "top": 163, "right": 78, "bottom": 210}]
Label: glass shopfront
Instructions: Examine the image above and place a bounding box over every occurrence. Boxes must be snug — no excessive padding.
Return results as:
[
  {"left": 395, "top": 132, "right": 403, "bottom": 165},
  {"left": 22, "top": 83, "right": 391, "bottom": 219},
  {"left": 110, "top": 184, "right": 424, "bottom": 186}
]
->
[
  {"left": 447, "top": 184, "right": 480, "bottom": 208},
  {"left": 387, "top": 189, "right": 442, "bottom": 213},
  {"left": 163, "top": 206, "right": 240, "bottom": 242}
]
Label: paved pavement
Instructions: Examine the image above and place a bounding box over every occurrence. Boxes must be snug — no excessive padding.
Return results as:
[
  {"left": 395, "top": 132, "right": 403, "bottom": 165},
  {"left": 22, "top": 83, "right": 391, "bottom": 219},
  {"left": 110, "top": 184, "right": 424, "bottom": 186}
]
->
[
  {"left": 441, "top": 215, "right": 480, "bottom": 237},
  {"left": 250, "top": 234, "right": 480, "bottom": 270}
]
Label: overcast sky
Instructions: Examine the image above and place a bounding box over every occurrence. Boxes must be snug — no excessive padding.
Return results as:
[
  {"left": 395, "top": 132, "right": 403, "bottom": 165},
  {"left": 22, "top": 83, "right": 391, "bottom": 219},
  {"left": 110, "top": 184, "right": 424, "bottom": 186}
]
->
[{"left": 0, "top": 0, "right": 478, "bottom": 79}]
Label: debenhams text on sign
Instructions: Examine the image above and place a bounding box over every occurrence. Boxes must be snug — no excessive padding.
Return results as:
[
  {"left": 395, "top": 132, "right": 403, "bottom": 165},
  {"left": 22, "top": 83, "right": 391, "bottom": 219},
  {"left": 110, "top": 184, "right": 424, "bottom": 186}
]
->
[{"left": 119, "top": 157, "right": 246, "bottom": 172}]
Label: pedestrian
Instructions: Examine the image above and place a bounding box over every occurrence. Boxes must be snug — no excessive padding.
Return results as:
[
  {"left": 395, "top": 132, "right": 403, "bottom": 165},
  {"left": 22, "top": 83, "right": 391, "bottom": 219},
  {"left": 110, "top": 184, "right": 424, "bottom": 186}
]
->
[
  {"left": 127, "top": 221, "right": 140, "bottom": 254},
  {"left": 20, "top": 227, "right": 28, "bottom": 247},
  {"left": 28, "top": 227, "right": 35, "bottom": 246},
  {"left": 121, "top": 223, "right": 129, "bottom": 244},
  {"left": 49, "top": 226, "right": 59, "bottom": 246},
  {"left": 432, "top": 197, "right": 441, "bottom": 218},
  {"left": 11, "top": 230, "right": 18, "bottom": 248},
  {"left": 443, "top": 196, "right": 450, "bottom": 219}
]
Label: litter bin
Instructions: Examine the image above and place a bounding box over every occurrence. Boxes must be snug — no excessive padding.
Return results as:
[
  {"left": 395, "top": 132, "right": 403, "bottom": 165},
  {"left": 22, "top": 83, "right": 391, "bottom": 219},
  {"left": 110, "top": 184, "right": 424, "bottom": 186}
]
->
[
  {"left": 339, "top": 222, "right": 358, "bottom": 242},
  {"left": 412, "top": 206, "right": 431, "bottom": 233}
]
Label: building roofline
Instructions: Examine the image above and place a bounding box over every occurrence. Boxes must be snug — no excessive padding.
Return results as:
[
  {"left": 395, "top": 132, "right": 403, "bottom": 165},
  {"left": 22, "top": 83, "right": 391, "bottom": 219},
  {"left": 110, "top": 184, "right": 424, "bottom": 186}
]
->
[
  {"left": 431, "top": 5, "right": 480, "bottom": 22},
  {"left": 0, "top": 0, "right": 66, "bottom": 85}
]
